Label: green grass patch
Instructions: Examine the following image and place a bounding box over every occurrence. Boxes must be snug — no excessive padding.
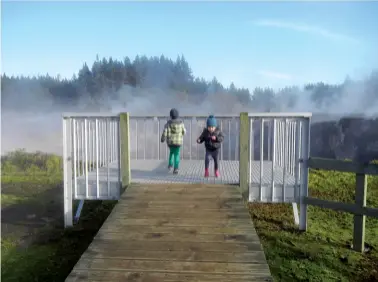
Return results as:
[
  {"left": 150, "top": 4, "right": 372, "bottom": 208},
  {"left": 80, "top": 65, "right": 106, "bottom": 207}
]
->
[
  {"left": 1, "top": 200, "right": 117, "bottom": 282},
  {"left": 250, "top": 169, "right": 378, "bottom": 282},
  {"left": 1, "top": 194, "right": 29, "bottom": 208},
  {"left": 1, "top": 150, "right": 117, "bottom": 282}
]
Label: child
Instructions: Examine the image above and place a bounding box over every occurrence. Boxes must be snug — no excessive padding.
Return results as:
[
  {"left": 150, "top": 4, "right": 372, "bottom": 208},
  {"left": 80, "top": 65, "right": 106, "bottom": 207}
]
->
[
  {"left": 161, "top": 108, "right": 186, "bottom": 174},
  {"left": 197, "top": 115, "right": 224, "bottom": 177}
]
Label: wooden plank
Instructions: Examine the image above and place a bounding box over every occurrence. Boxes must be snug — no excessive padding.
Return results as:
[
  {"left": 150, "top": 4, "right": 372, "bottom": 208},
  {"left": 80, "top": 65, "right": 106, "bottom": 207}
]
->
[
  {"left": 66, "top": 270, "right": 273, "bottom": 282},
  {"left": 124, "top": 188, "right": 242, "bottom": 196},
  {"left": 353, "top": 173, "right": 367, "bottom": 252},
  {"left": 308, "top": 157, "right": 378, "bottom": 175},
  {"left": 116, "top": 200, "right": 247, "bottom": 209},
  {"left": 99, "top": 224, "right": 257, "bottom": 234},
  {"left": 82, "top": 248, "right": 266, "bottom": 263},
  {"left": 107, "top": 217, "right": 253, "bottom": 227},
  {"left": 123, "top": 185, "right": 241, "bottom": 193},
  {"left": 90, "top": 240, "right": 265, "bottom": 252},
  {"left": 126, "top": 183, "right": 240, "bottom": 190},
  {"left": 120, "top": 112, "right": 131, "bottom": 187},
  {"left": 109, "top": 213, "right": 251, "bottom": 220},
  {"left": 125, "top": 184, "right": 240, "bottom": 189},
  {"left": 120, "top": 197, "right": 244, "bottom": 205},
  {"left": 111, "top": 206, "right": 249, "bottom": 213},
  {"left": 303, "top": 197, "right": 378, "bottom": 218},
  {"left": 95, "top": 231, "right": 260, "bottom": 243},
  {"left": 121, "top": 193, "right": 243, "bottom": 201},
  {"left": 121, "top": 194, "right": 243, "bottom": 201},
  {"left": 72, "top": 258, "right": 271, "bottom": 274},
  {"left": 109, "top": 209, "right": 251, "bottom": 220}
]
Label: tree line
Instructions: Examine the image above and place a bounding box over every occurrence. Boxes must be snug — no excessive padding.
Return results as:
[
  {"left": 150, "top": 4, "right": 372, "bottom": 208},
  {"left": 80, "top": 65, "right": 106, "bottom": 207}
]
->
[{"left": 1, "top": 54, "right": 378, "bottom": 113}]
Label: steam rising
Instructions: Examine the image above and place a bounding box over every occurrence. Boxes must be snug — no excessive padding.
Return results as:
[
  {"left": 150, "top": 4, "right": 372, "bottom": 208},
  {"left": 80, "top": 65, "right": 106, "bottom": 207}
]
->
[{"left": 1, "top": 58, "right": 378, "bottom": 157}]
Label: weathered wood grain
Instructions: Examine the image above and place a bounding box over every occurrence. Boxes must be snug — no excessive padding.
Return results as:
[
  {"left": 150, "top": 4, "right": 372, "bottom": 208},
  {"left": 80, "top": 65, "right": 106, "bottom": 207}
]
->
[
  {"left": 125, "top": 183, "right": 241, "bottom": 193},
  {"left": 106, "top": 216, "right": 254, "bottom": 227},
  {"left": 109, "top": 209, "right": 252, "bottom": 219},
  {"left": 89, "top": 239, "right": 265, "bottom": 252},
  {"left": 73, "top": 258, "right": 271, "bottom": 274},
  {"left": 99, "top": 224, "right": 256, "bottom": 234},
  {"left": 65, "top": 184, "right": 272, "bottom": 282},
  {"left": 121, "top": 194, "right": 243, "bottom": 201},
  {"left": 95, "top": 231, "right": 260, "bottom": 243},
  {"left": 82, "top": 248, "right": 266, "bottom": 263},
  {"left": 116, "top": 200, "right": 246, "bottom": 209},
  {"left": 66, "top": 270, "right": 273, "bottom": 282}
]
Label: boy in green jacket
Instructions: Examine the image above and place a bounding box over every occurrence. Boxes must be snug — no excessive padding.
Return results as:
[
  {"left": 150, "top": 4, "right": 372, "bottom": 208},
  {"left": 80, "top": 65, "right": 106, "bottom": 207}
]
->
[{"left": 161, "top": 108, "right": 186, "bottom": 174}]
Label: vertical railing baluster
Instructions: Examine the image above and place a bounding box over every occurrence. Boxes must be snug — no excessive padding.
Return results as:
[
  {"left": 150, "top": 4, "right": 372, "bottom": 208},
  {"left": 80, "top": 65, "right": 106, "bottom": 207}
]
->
[
  {"left": 84, "top": 119, "right": 89, "bottom": 199},
  {"left": 259, "top": 118, "right": 264, "bottom": 201}
]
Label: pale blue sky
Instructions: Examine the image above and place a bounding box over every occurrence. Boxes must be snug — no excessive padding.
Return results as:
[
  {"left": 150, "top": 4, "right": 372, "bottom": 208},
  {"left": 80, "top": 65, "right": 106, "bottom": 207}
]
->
[{"left": 2, "top": 1, "right": 378, "bottom": 90}]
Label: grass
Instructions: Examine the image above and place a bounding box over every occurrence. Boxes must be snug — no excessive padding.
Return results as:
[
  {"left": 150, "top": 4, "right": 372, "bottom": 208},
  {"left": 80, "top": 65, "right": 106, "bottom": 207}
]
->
[
  {"left": 249, "top": 169, "right": 378, "bottom": 282},
  {"left": 1, "top": 150, "right": 117, "bottom": 282},
  {"left": 1, "top": 201, "right": 116, "bottom": 282},
  {"left": 2, "top": 149, "right": 377, "bottom": 281},
  {"left": 1, "top": 194, "right": 29, "bottom": 208}
]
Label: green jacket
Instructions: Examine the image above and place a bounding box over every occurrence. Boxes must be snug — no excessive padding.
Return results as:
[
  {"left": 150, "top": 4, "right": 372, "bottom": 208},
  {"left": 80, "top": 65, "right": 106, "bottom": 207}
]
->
[{"left": 161, "top": 119, "right": 186, "bottom": 146}]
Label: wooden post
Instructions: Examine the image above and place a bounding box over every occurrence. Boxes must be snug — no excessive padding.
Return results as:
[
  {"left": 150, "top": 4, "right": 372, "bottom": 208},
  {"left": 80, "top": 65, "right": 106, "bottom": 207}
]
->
[
  {"left": 353, "top": 173, "right": 367, "bottom": 252},
  {"left": 63, "top": 118, "right": 73, "bottom": 228},
  {"left": 119, "top": 112, "right": 131, "bottom": 189},
  {"left": 239, "top": 112, "right": 250, "bottom": 200},
  {"left": 299, "top": 117, "right": 310, "bottom": 231}
]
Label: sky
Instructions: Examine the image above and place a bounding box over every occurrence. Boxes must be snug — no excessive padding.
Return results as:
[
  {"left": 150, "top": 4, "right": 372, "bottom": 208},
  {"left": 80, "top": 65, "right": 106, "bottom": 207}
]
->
[{"left": 2, "top": 1, "right": 378, "bottom": 90}]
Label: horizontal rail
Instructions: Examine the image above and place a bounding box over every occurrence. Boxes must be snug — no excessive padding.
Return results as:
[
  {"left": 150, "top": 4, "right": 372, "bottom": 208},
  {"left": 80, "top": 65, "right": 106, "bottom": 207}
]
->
[
  {"left": 308, "top": 157, "right": 378, "bottom": 176},
  {"left": 248, "top": 112, "right": 312, "bottom": 118},
  {"left": 304, "top": 160, "right": 376, "bottom": 252},
  {"left": 303, "top": 197, "right": 378, "bottom": 218},
  {"left": 62, "top": 113, "right": 120, "bottom": 118},
  {"left": 63, "top": 112, "right": 313, "bottom": 118},
  {"left": 63, "top": 113, "right": 241, "bottom": 119},
  {"left": 130, "top": 114, "right": 240, "bottom": 119},
  {"left": 73, "top": 195, "right": 120, "bottom": 200}
]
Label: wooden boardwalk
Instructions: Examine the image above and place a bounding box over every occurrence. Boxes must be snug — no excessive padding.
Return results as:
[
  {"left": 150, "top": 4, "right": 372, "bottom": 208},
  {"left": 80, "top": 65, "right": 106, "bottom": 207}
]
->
[{"left": 65, "top": 183, "right": 273, "bottom": 282}]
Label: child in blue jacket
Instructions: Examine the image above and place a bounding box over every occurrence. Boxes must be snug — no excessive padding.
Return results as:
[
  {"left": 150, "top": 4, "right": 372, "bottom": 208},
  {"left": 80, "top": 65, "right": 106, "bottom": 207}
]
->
[{"left": 197, "top": 115, "right": 224, "bottom": 177}]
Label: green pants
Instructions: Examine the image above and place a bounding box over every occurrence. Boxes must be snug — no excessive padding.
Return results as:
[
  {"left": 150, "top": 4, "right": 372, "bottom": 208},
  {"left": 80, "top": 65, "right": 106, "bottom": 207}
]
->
[{"left": 168, "top": 146, "right": 181, "bottom": 169}]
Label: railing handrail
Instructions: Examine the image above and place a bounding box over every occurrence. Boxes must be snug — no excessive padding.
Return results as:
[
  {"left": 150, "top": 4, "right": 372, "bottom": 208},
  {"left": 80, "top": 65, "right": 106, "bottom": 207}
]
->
[
  {"left": 62, "top": 113, "right": 120, "bottom": 118},
  {"left": 63, "top": 113, "right": 312, "bottom": 119},
  {"left": 129, "top": 114, "right": 240, "bottom": 119},
  {"left": 63, "top": 113, "right": 241, "bottom": 119},
  {"left": 305, "top": 157, "right": 378, "bottom": 253},
  {"left": 248, "top": 112, "right": 312, "bottom": 118}
]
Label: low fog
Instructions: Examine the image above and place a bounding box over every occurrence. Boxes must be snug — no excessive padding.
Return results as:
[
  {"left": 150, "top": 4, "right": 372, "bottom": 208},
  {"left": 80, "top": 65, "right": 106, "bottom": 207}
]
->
[{"left": 1, "top": 56, "right": 378, "bottom": 159}]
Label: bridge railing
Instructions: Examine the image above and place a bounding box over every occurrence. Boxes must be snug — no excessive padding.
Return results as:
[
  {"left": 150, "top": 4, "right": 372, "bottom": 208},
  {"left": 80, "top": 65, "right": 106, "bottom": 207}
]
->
[
  {"left": 305, "top": 158, "right": 378, "bottom": 253},
  {"left": 129, "top": 115, "right": 240, "bottom": 161},
  {"left": 62, "top": 113, "right": 121, "bottom": 227},
  {"left": 239, "top": 112, "right": 311, "bottom": 229}
]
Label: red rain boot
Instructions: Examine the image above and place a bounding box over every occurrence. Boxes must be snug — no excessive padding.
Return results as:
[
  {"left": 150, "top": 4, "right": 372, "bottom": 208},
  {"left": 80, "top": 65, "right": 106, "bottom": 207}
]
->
[
  {"left": 204, "top": 168, "right": 209, "bottom": 177},
  {"left": 215, "top": 169, "right": 220, "bottom": 178}
]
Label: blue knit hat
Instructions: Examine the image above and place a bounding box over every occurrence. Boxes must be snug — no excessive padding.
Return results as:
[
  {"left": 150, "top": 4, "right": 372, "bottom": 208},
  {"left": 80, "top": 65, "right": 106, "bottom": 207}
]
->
[{"left": 206, "top": 115, "right": 217, "bottom": 127}]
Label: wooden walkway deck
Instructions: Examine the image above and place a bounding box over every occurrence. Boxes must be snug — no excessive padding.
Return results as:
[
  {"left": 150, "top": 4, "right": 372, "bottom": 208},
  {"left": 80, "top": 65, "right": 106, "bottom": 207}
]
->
[{"left": 65, "top": 183, "right": 273, "bottom": 282}]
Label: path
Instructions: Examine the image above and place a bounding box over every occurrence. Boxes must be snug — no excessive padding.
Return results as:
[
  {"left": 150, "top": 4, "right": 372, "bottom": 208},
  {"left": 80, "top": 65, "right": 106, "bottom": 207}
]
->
[{"left": 65, "top": 183, "right": 273, "bottom": 282}]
